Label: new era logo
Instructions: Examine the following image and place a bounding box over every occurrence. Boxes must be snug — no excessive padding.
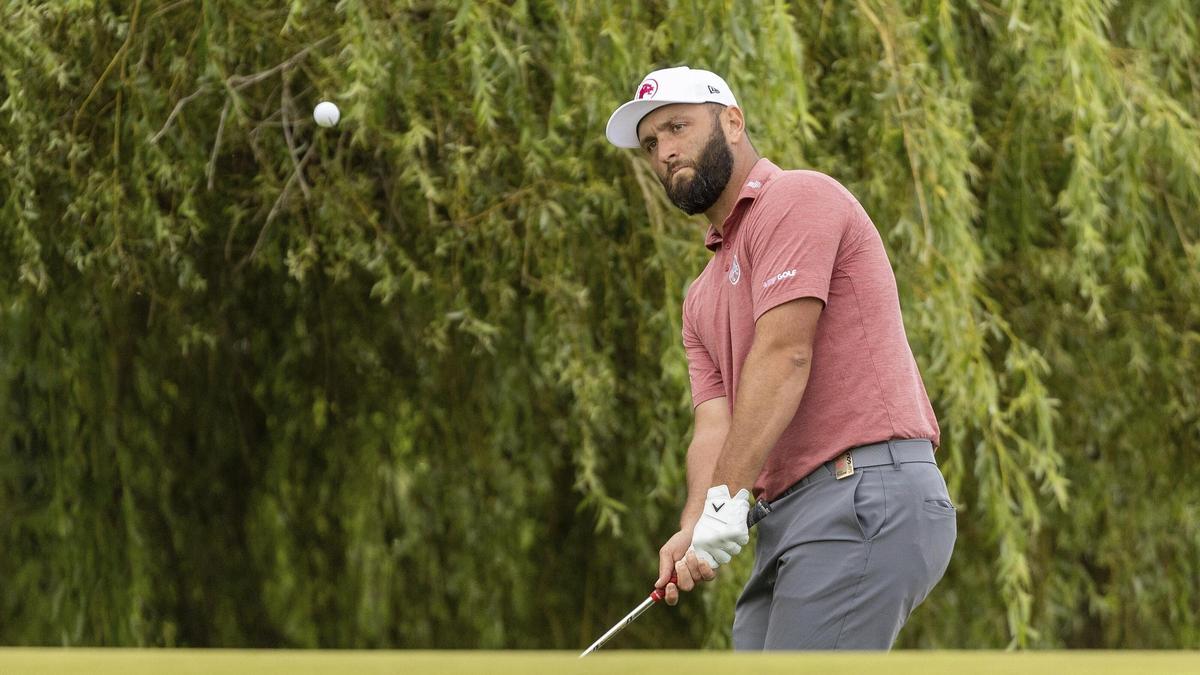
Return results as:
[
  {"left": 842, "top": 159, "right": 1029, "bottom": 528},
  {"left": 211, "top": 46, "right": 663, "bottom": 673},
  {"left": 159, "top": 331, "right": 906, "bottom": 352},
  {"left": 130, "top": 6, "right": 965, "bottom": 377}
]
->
[{"left": 708, "top": 85, "right": 720, "bottom": 94}]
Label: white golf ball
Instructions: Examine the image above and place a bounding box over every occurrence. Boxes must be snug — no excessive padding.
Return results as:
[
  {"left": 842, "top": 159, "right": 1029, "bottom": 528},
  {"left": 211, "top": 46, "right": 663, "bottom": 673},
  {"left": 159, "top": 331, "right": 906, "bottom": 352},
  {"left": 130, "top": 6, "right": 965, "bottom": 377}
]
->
[{"left": 313, "top": 101, "right": 340, "bottom": 128}]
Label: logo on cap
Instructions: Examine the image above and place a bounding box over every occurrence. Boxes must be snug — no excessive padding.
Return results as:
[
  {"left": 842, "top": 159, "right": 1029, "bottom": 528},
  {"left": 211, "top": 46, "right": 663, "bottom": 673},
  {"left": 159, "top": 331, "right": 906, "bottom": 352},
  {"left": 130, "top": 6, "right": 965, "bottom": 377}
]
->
[
  {"left": 708, "top": 85, "right": 721, "bottom": 94},
  {"left": 637, "top": 79, "right": 659, "bottom": 100}
]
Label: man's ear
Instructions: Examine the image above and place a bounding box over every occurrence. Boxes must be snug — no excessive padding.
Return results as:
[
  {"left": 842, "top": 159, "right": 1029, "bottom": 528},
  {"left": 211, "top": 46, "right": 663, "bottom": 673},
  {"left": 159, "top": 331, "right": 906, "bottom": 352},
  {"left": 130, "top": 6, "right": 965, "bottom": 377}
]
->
[{"left": 724, "top": 106, "right": 747, "bottom": 144}]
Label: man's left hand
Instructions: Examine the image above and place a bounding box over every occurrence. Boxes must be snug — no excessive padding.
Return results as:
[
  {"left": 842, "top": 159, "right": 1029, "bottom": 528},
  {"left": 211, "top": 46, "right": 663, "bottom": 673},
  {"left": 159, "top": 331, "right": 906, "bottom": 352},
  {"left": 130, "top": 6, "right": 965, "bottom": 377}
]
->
[{"left": 689, "top": 485, "right": 751, "bottom": 569}]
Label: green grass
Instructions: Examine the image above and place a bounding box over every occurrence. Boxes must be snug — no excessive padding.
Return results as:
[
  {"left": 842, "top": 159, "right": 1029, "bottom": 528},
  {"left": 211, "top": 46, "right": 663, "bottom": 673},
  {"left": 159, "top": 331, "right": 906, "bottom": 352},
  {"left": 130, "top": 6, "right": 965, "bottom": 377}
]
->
[{"left": 2, "top": 649, "right": 1198, "bottom": 674}]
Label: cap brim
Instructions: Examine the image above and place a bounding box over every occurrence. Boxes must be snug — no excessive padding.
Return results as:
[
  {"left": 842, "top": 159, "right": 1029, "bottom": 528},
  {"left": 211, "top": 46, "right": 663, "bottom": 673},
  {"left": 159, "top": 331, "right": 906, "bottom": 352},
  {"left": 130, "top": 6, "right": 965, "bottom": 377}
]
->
[{"left": 605, "top": 99, "right": 677, "bottom": 148}]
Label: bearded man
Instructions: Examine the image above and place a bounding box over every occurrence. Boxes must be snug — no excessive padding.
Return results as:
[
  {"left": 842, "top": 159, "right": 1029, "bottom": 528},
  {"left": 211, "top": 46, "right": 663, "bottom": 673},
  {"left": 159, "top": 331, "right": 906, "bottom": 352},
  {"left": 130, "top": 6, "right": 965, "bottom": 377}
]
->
[{"left": 605, "top": 66, "right": 956, "bottom": 650}]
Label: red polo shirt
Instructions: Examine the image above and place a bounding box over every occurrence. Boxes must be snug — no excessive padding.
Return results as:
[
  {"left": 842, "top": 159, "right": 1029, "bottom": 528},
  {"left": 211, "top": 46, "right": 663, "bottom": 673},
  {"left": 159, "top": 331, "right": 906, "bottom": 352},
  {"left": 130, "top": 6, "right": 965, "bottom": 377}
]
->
[{"left": 682, "top": 159, "right": 940, "bottom": 500}]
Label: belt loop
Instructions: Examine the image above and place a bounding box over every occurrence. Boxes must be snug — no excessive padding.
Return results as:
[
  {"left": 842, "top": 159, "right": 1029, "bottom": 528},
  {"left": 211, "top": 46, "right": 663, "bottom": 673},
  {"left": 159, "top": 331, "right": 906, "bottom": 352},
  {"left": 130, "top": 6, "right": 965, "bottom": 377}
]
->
[{"left": 887, "top": 439, "right": 902, "bottom": 470}]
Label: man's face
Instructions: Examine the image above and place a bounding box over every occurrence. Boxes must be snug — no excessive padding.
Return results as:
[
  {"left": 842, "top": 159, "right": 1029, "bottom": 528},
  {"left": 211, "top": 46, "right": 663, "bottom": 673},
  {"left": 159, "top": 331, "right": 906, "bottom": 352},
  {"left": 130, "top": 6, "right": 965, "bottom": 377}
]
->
[{"left": 636, "top": 104, "right": 734, "bottom": 215}]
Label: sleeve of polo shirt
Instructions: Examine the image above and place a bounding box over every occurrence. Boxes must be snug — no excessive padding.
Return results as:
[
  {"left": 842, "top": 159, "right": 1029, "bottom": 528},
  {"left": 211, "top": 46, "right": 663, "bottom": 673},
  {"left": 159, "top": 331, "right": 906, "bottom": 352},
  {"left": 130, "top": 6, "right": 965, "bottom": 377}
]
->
[
  {"left": 682, "top": 308, "right": 724, "bottom": 409},
  {"left": 746, "top": 175, "right": 855, "bottom": 321}
]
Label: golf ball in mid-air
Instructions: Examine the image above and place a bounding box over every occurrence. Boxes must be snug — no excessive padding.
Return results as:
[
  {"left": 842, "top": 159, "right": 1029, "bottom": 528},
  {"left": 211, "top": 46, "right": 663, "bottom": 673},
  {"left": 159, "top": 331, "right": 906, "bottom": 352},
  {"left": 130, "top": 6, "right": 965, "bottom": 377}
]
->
[{"left": 313, "top": 101, "right": 340, "bottom": 127}]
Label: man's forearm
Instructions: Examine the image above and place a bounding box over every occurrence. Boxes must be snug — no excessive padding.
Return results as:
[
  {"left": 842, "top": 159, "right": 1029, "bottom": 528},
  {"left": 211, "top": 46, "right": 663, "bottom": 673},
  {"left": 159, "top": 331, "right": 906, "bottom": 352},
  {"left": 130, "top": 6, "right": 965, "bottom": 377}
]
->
[
  {"left": 680, "top": 424, "right": 727, "bottom": 529},
  {"left": 711, "top": 342, "right": 812, "bottom": 492}
]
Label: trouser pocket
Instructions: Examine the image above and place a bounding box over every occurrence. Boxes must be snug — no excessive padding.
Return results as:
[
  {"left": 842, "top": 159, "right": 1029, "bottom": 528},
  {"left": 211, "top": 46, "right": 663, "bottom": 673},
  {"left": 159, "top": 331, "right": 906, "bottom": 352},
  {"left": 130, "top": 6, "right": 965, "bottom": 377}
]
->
[
  {"left": 852, "top": 468, "right": 887, "bottom": 541},
  {"left": 923, "top": 498, "right": 956, "bottom": 516},
  {"left": 911, "top": 464, "right": 956, "bottom": 597}
]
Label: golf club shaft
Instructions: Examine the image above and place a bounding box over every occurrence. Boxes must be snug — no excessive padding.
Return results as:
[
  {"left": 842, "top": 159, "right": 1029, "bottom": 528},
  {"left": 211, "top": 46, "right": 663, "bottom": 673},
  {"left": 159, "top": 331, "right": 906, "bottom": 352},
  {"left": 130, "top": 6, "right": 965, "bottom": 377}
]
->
[{"left": 579, "top": 595, "right": 656, "bottom": 657}]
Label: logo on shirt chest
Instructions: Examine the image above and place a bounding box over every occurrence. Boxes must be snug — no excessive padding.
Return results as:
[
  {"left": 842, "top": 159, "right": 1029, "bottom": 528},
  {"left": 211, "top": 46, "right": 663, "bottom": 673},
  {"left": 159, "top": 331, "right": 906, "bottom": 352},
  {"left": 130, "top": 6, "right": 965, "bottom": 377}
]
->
[{"left": 728, "top": 255, "right": 741, "bottom": 286}]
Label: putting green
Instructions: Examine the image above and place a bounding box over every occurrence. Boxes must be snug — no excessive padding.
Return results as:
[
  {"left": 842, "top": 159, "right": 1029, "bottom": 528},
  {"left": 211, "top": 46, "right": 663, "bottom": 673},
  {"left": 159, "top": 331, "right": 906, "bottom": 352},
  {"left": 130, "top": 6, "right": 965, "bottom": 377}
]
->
[{"left": 2, "top": 649, "right": 1199, "bottom": 674}]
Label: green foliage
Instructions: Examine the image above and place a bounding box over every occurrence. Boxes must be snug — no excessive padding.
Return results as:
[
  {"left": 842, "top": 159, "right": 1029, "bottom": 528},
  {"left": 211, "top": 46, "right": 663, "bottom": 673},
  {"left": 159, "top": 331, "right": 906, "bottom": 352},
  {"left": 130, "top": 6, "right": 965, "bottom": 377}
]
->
[{"left": 1, "top": 0, "right": 1197, "bottom": 649}]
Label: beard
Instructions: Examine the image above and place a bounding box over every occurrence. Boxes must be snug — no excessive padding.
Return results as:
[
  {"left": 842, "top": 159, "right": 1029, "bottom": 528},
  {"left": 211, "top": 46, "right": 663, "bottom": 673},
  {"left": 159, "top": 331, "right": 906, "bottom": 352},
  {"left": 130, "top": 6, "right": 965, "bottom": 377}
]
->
[{"left": 661, "top": 124, "right": 735, "bottom": 215}]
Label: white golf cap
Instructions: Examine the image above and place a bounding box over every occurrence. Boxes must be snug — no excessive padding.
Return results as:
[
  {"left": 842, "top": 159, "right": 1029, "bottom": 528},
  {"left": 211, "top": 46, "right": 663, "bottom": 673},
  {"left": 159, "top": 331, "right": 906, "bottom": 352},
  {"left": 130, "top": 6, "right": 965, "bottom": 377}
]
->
[{"left": 605, "top": 66, "right": 738, "bottom": 148}]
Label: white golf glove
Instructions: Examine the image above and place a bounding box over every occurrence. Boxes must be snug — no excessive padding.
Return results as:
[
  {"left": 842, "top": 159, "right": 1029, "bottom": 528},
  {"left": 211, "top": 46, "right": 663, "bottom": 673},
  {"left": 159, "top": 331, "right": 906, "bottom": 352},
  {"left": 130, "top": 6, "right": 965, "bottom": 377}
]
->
[{"left": 689, "top": 485, "right": 751, "bottom": 569}]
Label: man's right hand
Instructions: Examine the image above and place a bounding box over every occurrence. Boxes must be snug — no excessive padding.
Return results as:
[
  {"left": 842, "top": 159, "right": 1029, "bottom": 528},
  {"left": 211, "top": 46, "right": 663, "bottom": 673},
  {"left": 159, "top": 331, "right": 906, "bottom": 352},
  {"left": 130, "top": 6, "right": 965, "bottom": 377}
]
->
[{"left": 656, "top": 528, "right": 716, "bottom": 606}]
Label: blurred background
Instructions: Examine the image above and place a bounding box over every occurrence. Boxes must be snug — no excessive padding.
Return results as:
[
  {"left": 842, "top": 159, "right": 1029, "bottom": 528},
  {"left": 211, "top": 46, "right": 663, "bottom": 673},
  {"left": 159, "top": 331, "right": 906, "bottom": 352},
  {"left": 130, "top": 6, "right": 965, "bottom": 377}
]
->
[{"left": 1, "top": 0, "right": 1197, "bottom": 651}]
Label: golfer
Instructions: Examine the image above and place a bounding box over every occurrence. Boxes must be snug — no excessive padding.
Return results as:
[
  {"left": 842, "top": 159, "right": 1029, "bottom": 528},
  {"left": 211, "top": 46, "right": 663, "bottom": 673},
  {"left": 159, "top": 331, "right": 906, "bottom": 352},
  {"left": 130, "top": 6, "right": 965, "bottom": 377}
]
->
[{"left": 605, "top": 66, "right": 956, "bottom": 650}]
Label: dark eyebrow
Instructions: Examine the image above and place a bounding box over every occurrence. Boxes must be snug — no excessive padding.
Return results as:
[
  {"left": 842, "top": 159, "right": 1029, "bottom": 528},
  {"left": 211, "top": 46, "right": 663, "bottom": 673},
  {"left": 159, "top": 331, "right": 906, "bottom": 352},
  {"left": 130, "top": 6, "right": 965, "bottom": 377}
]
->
[{"left": 638, "top": 115, "right": 691, "bottom": 146}]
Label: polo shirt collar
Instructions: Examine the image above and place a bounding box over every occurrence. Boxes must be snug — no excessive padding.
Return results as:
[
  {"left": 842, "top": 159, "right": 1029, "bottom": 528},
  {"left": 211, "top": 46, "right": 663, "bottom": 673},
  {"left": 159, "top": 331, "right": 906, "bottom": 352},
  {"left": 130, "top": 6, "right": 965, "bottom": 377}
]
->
[{"left": 704, "top": 158, "right": 782, "bottom": 250}]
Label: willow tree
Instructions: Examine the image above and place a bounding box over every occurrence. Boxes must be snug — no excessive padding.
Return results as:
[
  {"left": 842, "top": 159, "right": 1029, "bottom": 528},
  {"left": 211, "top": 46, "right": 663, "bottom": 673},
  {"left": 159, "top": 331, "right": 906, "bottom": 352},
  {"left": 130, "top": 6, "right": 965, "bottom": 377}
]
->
[{"left": 1, "top": 0, "right": 1197, "bottom": 649}]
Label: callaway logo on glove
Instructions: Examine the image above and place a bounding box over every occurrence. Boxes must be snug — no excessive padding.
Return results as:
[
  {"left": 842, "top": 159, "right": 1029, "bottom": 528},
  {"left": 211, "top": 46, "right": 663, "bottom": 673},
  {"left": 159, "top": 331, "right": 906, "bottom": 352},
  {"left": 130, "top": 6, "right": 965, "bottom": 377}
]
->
[{"left": 689, "top": 484, "right": 751, "bottom": 569}]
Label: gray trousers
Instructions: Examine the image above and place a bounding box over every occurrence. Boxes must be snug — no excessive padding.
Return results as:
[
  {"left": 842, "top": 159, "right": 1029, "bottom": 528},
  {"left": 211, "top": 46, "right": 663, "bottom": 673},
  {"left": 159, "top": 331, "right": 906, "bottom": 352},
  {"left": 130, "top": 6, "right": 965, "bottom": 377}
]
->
[{"left": 732, "top": 439, "right": 956, "bottom": 650}]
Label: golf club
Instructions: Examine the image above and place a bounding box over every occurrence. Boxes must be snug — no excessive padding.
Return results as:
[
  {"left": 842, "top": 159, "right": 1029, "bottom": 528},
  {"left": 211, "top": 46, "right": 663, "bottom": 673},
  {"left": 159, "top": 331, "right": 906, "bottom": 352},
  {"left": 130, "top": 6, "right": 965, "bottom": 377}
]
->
[{"left": 579, "top": 498, "right": 773, "bottom": 656}]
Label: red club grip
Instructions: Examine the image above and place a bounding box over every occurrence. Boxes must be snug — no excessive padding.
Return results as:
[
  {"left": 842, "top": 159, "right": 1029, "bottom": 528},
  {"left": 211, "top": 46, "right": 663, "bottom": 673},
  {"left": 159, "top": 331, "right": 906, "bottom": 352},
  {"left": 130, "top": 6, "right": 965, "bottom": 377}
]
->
[{"left": 650, "top": 574, "right": 679, "bottom": 602}]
